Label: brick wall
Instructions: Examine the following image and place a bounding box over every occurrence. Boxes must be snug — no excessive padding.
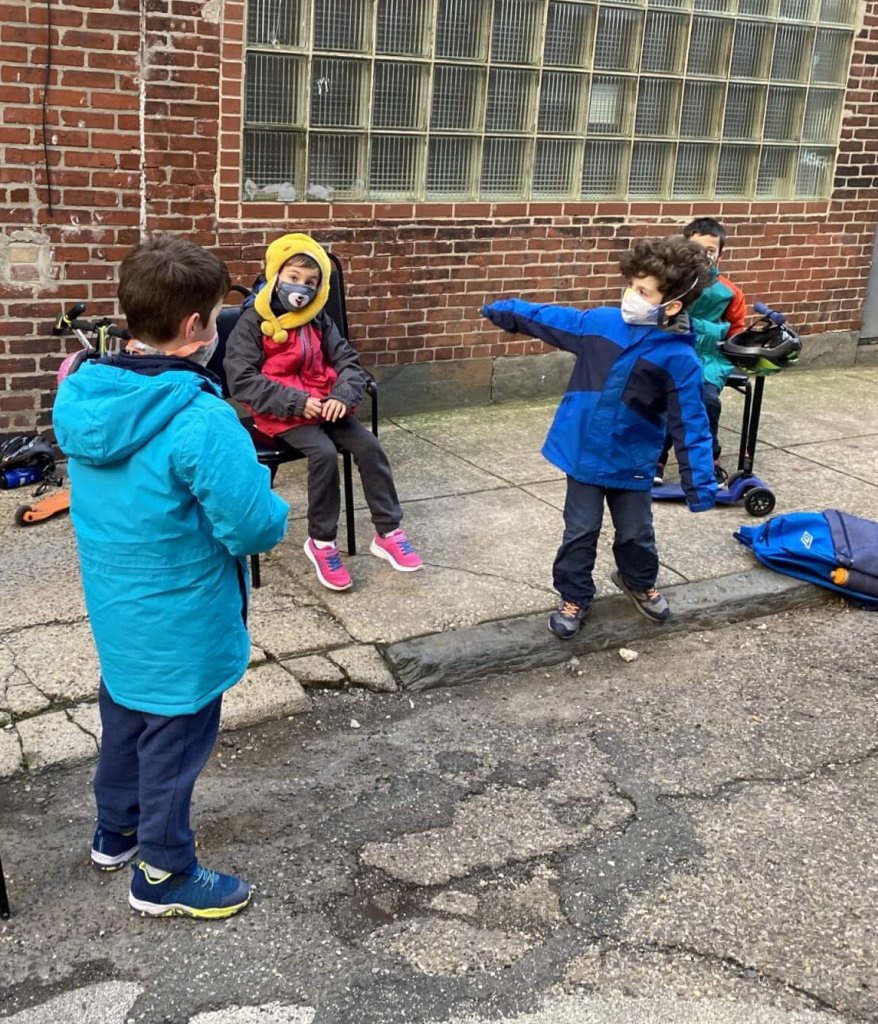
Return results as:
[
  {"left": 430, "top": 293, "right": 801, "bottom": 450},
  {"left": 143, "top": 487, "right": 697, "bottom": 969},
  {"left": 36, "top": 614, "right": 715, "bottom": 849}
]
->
[{"left": 1, "top": 0, "right": 877, "bottom": 431}]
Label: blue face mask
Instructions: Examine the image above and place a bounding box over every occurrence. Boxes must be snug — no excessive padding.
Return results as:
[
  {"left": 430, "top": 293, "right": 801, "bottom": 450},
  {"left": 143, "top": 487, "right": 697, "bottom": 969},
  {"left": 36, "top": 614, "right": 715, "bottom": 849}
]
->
[{"left": 277, "top": 281, "right": 317, "bottom": 312}]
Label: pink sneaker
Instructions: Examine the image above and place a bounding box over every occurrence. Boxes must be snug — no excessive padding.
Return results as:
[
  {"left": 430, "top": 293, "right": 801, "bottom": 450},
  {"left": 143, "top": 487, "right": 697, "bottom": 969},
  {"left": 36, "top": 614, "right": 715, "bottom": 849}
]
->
[
  {"left": 303, "top": 538, "right": 352, "bottom": 591},
  {"left": 369, "top": 529, "right": 423, "bottom": 572}
]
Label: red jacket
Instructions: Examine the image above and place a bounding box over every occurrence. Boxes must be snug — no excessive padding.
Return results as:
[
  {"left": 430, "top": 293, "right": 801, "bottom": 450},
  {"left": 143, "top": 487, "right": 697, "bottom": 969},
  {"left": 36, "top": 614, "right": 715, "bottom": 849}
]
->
[
  {"left": 253, "top": 322, "right": 338, "bottom": 433},
  {"left": 224, "top": 307, "right": 367, "bottom": 437}
]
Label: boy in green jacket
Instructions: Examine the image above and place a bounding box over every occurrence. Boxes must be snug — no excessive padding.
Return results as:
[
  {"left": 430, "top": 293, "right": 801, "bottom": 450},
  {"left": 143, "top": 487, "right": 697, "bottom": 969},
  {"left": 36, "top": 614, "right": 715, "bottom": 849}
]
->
[{"left": 655, "top": 217, "right": 746, "bottom": 485}]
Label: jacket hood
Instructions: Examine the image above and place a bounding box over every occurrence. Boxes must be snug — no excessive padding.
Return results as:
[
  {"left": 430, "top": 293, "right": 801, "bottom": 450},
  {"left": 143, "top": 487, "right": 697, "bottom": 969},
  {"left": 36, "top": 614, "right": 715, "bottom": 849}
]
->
[
  {"left": 253, "top": 233, "right": 332, "bottom": 344},
  {"left": 53, "top": 355, "right": 220, "bottom": 466},
  {"left": 659, "top": 310, "right": 693, "bottom": 337}
]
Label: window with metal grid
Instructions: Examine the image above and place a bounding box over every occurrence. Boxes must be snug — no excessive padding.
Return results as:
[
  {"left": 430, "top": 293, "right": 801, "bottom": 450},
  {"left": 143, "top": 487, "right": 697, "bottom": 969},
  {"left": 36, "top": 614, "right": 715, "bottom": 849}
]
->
[{"left": 241, "top": 0, "right": 857, "bottom": 203}]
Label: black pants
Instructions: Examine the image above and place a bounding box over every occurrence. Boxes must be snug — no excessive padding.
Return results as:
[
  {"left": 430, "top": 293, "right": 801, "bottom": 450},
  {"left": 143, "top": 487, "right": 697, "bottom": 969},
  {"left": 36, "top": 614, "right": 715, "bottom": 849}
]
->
[
  {"left": 280, "top": 417, "right": 402, "bottom": 542},
  {"left": 94, "top": 680, "right": 222, "bottom": 874},
  {"left": 553, "top": 477, "right": 658, "bottom": 608}
]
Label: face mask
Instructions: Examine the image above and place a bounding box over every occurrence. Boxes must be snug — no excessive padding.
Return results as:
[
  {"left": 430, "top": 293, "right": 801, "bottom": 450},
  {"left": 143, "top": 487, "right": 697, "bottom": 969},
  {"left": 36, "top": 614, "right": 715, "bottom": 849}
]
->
[
  {"left": 128, "top": 335, "right": 218, "bottom": 364},
  {"left": 620, "top": 288, "right": 662, "bottom": 325},
  {"left": 621, "top": 276, "right": 700, "bottom": 326},
  {"left": 277, "top": 281, "right": 317, "bottom": 312},
  {"left": 185, "top": 334, "right": 218, "bottom": 367}
]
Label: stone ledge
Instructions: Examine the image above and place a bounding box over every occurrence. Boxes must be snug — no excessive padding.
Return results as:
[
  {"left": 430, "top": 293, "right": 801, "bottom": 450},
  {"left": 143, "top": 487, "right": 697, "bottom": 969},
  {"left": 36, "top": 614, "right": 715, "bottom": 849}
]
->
[{"left": 385, "top": 570, "right": 832, "bottom": 693}]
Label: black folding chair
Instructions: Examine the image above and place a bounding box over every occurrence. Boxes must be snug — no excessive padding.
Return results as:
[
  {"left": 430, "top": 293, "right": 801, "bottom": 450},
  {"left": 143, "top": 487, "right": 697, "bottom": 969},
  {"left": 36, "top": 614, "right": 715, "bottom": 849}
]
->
[
  {"left": 0, "top": 854, "right": 10, "bottom": 919},
  {"left": 208, "top": 252, "right": 378, "bottom": 587}
]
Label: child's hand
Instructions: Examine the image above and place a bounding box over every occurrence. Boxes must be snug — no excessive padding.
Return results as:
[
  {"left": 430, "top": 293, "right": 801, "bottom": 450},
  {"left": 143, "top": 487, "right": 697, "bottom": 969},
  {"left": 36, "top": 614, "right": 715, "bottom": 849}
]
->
[
  {"left": 321, "top": 398, "right": 347, "bottom": 422},
  {"left": 303, "top": 396, "right": 323, "bottom": 419}
]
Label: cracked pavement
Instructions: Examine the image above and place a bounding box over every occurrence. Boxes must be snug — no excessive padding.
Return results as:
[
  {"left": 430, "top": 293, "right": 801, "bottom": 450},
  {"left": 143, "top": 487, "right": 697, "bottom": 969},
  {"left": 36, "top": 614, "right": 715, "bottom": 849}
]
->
[{"left": 1, "top": 602, "right": 876, "bottom": 1023}]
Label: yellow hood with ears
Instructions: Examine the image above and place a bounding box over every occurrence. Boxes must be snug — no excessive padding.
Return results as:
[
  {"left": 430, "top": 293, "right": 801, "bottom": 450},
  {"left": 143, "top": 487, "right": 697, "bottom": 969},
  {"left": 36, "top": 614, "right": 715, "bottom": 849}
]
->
[{"left": 254, "top": 233, "right": 332, "bottom": 344}]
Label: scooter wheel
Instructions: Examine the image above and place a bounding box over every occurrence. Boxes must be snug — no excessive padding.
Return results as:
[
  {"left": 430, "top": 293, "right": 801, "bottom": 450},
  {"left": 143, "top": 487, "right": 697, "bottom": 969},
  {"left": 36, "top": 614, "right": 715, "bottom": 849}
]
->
[
  {"left": 744, "top": 487, "right": 776, "bottom": 517},
  {"left": 14, "top": 504, "right": 34, "bottom": 526}
]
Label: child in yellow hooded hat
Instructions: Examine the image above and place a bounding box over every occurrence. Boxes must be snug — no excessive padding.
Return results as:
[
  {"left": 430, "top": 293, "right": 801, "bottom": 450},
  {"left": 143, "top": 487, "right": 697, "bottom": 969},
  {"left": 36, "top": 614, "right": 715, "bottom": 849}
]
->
[{"left": 225, "top": 233, "right": 422, "bottom": 591}]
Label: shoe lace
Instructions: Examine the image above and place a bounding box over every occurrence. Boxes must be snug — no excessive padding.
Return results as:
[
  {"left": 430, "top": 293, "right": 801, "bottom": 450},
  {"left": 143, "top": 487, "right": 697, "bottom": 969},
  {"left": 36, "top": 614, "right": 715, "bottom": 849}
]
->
[
  {"left": 193, "top": 866, "right": 218, "bottom": 891},
  {"left": 644, "top": 587, "right": 660, "bottom": 602},
  {"left": 560, "top": 600, "right": 581, "bottom": 617},
  {"left": 321, "top": 546, "right": 342, "bottom": 570},
  {"left": 392, "top": 530, "right": 413, "bottom": 554}
]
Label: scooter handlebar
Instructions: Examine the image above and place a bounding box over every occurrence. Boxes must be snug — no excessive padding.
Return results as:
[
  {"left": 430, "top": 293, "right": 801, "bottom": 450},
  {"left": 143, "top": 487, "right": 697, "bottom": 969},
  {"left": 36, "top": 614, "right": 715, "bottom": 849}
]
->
[
  {"left": 753, "top": 301, "right": 786, "bottom": 325},
  {"left": 52, "top": 302, "right": 88, "bottom": 334}
]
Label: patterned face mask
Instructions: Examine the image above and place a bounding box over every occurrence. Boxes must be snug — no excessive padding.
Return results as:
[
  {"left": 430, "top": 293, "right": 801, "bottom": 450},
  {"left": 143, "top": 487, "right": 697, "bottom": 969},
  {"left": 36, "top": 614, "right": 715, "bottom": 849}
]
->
[{"left": 277, "top": 281, "right": 317, "bottom": 312}]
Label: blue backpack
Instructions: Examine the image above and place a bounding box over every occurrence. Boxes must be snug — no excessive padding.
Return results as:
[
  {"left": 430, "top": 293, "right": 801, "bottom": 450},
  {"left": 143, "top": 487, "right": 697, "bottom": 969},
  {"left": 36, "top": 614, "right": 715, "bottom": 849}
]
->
[{"left": 735, "top": 509, "right": 878, "bottom": 609}]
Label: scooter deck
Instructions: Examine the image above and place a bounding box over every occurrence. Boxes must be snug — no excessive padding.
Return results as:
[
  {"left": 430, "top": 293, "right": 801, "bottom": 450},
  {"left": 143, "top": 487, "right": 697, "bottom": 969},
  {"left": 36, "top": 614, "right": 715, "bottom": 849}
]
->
[
  {"left": 651, "top": 474, "right": 771, "bottom": 505},
  {"left": 15, "top": 489, "right": 71, "bottom": 525}
]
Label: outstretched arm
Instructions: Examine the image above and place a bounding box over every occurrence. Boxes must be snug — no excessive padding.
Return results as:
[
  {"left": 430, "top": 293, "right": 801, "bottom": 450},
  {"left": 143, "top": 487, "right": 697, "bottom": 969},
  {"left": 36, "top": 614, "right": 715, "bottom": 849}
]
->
[{"left": 483, "top": 299, "right": 592, "bottom": 355}]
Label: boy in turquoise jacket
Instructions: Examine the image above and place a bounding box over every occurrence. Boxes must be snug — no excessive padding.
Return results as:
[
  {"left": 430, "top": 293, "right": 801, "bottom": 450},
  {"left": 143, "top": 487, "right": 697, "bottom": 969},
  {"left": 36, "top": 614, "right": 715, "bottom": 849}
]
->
[
  {"left": 655, "top": 217, "right": 746, "bottom": 484},
  {"left": 53, "top": 235, "right": 289, "bottom": 919}
]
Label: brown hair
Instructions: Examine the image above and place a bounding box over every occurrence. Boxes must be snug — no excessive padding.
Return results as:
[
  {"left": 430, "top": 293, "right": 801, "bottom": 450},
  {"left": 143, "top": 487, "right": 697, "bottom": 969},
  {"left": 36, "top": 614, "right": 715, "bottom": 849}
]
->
[
  {"left": 283, "top": 252, "right": 321, "bottom": 276},
  {"left": 118, "top": 233, "right": 231, "bottom": 343},
  {"left": 618, "top": 235, "right": 712, "bottom": 309}
]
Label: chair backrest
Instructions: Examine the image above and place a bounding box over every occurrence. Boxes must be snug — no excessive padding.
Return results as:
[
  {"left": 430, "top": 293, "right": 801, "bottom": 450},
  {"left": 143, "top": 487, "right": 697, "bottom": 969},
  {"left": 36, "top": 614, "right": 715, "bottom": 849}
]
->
[
  {"left": 324, "top": 251, "right": 350, "bottom": 341},
  {"left": 207, "top": 253, "right": 347, "bottom": 399}
]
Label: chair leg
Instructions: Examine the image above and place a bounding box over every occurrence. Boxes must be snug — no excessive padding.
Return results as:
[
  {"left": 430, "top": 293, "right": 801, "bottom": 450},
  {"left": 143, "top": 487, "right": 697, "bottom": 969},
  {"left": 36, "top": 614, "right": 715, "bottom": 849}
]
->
[
  {"left": 251, "top": 553, "right": 261, "bottom": 589},
  {"left": 342, "top": 450, "right": 356, "bottom": 555},
  {"left": 0, "top": 854, "right": 10, "bottom": 919}
]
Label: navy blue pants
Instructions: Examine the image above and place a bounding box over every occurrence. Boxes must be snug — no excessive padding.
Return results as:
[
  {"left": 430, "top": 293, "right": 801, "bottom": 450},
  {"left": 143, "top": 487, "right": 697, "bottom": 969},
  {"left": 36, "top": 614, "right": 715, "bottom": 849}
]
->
[
  {"left": 93, "top": 680, "right": 222, "bottom": 874},
  {"left": 553, "top": 477, "right": 658, "bottom": 608}
]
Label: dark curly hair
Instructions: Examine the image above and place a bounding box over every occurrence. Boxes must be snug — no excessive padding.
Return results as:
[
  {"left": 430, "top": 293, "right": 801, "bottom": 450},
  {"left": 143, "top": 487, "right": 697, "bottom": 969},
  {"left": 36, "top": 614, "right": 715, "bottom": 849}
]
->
[{"left": 618, "top": 236, "right": 712, "bottom": 310}]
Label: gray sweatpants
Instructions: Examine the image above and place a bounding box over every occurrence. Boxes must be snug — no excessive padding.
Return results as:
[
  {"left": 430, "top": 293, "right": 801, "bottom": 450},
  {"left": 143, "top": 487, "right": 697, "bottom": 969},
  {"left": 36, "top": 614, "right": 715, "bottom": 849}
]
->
[{"left": 279, "top": 417, "right": 402, "bottom": 542}]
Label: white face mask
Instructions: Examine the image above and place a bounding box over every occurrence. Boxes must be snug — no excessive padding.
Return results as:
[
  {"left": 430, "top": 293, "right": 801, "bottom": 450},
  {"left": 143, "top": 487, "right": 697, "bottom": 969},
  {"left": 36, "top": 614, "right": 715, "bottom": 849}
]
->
[
  {"left": 126, "top": 334, "right": 218, "bottom": 366},
  {"left": 621, "top": 277, "right": 699, "bottom": 326},
  {"left": 621, "top": 289, "right": 662, "bottom": 325},
  {"left": 184, "top": 334, "right": 218, "bottom": 367}
]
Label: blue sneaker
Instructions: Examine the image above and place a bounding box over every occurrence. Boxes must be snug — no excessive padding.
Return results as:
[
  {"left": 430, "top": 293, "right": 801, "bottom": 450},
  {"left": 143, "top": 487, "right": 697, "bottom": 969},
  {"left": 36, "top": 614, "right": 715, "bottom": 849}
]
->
[
  {"left": 611, "top": 570, "right": 671, "bottom": 623},
  {"left": 91, "top": 826, "right": 138, "bottom": 872},
  {"left": 548, "top": 600, "right": 589, "bottom": 639},
  {"left": 129, "top": 861, "right": 251, "bottom": 919}
]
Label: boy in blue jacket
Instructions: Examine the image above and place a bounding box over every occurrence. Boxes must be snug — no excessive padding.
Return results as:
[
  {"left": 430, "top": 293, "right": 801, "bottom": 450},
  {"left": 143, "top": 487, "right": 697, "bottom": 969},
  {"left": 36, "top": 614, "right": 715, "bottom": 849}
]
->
[
  {"left": 53, "top": 234, "right": 289, "bottom": 918},
  {"left": 483, "top": 236, "right": 716, "bottom": 639}
]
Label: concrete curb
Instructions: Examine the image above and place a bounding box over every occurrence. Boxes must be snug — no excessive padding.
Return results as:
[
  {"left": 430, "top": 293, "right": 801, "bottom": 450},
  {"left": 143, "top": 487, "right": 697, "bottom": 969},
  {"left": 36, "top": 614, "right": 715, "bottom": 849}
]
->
[{"left": 385, "top": 570, "right": 832, "bottom": 692}]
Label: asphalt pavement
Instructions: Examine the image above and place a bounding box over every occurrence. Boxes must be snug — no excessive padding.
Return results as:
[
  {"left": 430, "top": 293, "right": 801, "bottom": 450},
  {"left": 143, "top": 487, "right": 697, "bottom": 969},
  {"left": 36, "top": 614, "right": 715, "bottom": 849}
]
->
[{"left": 1, "top": 602, "right": 875, "bottom": 1023}]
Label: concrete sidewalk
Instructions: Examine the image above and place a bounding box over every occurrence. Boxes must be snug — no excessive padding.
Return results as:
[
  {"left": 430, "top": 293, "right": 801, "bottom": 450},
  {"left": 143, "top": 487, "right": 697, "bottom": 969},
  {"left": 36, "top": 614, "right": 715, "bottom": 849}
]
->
[{"left": 3, "top": 363, "right": 878, "bottom": 778}]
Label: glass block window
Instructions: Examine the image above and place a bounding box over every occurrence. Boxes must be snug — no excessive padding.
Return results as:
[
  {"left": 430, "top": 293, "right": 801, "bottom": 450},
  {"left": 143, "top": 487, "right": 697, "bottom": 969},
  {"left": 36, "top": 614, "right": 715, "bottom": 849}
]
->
[{"left": 242, "top": 0, "right": 858, "bottom": 203}]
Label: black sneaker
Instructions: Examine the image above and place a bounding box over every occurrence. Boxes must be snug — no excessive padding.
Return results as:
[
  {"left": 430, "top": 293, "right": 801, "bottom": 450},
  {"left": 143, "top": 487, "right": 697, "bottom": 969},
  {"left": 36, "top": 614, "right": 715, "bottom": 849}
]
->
[
  {"left": 611, "top": 570, "right": 671, "bottom": 623},
  {"left": 714, "top": 461, "right": 728, "bottom": 485},
  {"left": 548, "top": 600, "right": 589, "bottom": 639},
  {"left": 653, "top": 462, "right": 666, "bottom": 486}
]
